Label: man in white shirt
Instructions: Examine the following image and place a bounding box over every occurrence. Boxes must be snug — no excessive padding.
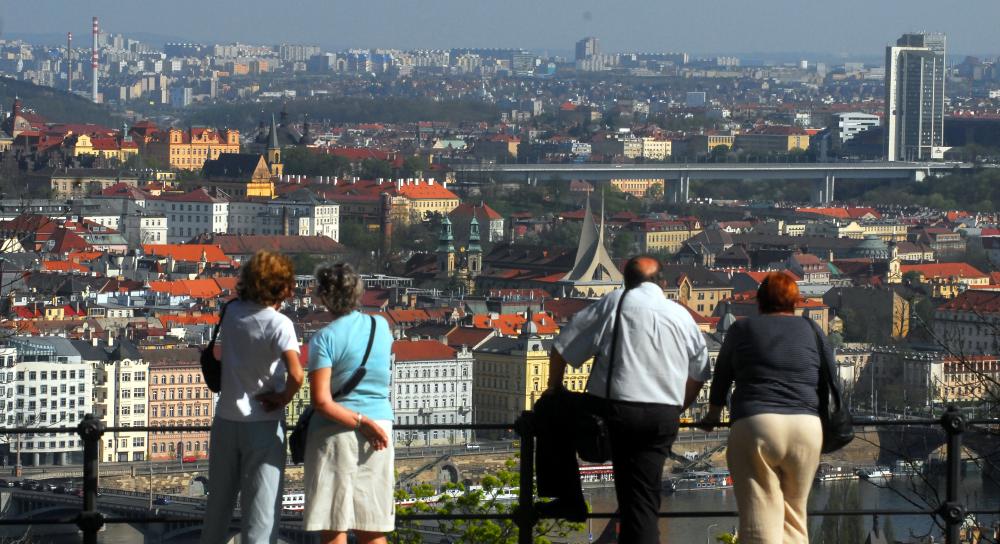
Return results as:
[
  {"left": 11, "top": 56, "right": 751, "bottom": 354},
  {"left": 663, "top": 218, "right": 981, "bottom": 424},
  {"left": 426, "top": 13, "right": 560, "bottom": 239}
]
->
[{"left": 539, "top": 255, "right": 709, "bottom": 543}]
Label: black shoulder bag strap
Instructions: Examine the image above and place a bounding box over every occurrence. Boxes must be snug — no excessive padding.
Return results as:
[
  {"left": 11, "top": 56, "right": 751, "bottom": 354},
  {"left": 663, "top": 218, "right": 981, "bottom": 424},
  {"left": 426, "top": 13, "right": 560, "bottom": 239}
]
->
[
  {"left": 207, "top": 301, "right": 230, "bottom": 349},
  {"left": 605, "top": 288, "right": 630, "bottom": 400},
  {"left": 804, "top": 315, "right": 837, "bottom": 409},
  {"left": 331, "top": 315, "right": 377, "bottom": 398}
]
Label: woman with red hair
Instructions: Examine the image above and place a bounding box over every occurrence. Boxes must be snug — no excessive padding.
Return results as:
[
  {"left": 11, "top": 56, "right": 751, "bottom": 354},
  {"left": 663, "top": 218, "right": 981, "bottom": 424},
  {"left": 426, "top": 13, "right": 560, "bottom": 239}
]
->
[{"left": 700, "top": 272, "right": 828, "bottom": 544}]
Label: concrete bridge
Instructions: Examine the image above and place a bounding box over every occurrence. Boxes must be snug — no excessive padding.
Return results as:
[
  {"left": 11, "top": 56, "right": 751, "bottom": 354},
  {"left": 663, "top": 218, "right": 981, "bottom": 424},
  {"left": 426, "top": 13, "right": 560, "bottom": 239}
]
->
[
  {"left": 0, "top": 488, "right": 311, "bottom": 543},
  {"left": 453, "top": 162, "right": 971, "bottom": 203}
]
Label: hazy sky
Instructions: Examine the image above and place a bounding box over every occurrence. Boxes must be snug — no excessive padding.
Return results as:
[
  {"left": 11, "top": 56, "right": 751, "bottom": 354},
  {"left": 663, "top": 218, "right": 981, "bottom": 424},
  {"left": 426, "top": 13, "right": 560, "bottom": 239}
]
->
[{"left": 9, "top": 0, "right": 1000, "bottom": 57}]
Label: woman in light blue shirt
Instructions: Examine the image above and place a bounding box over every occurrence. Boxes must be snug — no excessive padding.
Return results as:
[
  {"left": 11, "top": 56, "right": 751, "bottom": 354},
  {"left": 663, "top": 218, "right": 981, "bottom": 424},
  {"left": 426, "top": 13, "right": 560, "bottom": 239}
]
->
[{"left": 303, "top": 263, "right": 394, "bottom": 544}]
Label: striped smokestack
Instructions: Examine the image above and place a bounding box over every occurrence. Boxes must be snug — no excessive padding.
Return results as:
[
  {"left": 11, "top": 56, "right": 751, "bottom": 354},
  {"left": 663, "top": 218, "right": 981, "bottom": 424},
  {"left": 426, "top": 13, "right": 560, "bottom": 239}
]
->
[
  {"left": 91, "top": 16, "right": 99, "bottom": 102},
  {"left": 66, "top": 32, "right": 72, "bottom": 93}
]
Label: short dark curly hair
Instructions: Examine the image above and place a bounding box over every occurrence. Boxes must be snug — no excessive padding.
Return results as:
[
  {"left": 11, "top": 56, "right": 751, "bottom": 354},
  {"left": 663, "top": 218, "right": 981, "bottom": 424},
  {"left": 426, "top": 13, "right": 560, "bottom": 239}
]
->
[
  {"left": 314, "top": 263, "right": 363, "bottom": 317},
  {"left": 237, "top": 251, "right": 296, "bottom": 306}
]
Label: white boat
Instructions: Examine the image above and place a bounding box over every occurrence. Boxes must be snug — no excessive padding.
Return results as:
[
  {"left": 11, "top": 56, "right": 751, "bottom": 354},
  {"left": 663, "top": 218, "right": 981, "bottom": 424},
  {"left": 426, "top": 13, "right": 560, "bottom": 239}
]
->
[{"left": 857, "top": 466, "right": 892, "bottom": 480}]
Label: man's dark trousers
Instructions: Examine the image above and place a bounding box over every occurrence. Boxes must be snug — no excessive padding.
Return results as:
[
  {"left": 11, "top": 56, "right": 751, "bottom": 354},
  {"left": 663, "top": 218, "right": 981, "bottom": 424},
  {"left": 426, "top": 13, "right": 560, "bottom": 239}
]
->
[
  {"left": 606, "top": 400, "right": 680, "bottom": 544},
  {"left": 535, "top": 391, "right": 680, "bottom": 544}
]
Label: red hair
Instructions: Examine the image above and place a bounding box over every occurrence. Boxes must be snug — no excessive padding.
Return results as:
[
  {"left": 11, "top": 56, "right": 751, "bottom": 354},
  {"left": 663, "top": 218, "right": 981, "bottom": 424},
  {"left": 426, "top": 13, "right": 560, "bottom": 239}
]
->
[{"left": 757, "top": 272, "right": 799, "bottom": 314}]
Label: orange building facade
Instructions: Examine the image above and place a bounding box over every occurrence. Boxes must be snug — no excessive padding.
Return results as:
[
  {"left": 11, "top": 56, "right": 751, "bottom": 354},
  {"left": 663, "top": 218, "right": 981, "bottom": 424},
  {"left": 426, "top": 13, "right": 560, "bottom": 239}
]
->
[{"left": 148, "top": 352, "right": 214, "bottom": 461}]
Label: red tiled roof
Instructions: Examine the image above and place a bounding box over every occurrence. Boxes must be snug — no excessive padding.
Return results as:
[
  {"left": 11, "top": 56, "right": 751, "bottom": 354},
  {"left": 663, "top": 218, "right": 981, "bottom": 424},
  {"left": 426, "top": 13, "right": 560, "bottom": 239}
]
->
[
  {"left": 445, "top": 327, "right": 494, "bottom": 350},
  {"left": 143, "top": 244, "right": 229, "bottom": 263},
  {"left": 937, "top": 290, "right": 1000, "bottom": 313},
  {"left": 41, "top": 260, "right": 89, "bottom": 273},
  {"left": 900, "top": 263, "right": 987, "bottom": 279},
  {"left": 392, "top": 339, "right": 457, "bottom": 362},
  {"left": 148, "top": 279, "right": 223, "bottom": 299}
]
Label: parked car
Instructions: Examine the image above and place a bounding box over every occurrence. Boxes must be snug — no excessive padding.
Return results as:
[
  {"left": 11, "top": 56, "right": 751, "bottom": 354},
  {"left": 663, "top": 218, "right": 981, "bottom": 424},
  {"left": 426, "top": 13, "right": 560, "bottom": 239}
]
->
[
  {"left": 153, "top": 497, "right": 172, "bottom": 506},
  {"left": 182, "top": 455, "right": 198, "bottom": 463},
  {"left": 466, "top": 443, "right": 481, "bottom": 450}
]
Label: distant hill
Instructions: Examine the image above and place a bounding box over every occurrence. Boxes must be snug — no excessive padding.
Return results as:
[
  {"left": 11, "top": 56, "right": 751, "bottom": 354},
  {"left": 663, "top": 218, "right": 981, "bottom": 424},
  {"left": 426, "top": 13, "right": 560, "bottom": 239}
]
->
[{"left": 0, "top": 77, "right": 119, "bottom": 127}]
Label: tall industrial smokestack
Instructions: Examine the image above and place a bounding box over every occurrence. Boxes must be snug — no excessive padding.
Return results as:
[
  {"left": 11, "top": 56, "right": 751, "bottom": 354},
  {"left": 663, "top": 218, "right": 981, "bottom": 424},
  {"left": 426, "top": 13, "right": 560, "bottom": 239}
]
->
[
  {"left": 91, "top": 16, "right": 99, "bottom": 102},
  {"left": 66, "top": 32, "right": 72, "bottom": 93}
]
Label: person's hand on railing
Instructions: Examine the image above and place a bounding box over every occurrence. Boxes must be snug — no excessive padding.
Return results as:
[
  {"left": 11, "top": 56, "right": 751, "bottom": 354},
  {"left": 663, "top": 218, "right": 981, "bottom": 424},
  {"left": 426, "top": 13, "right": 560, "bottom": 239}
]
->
[{"left": 359, "top": 416, "right": 389, "bottom": 451}]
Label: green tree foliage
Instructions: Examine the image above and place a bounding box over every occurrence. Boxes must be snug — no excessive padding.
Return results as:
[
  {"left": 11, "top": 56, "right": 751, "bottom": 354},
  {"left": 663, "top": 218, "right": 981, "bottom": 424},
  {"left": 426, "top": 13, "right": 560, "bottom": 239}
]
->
[
  {"left": 183, "top": 97, "right": 498, "bottom": 130},
  {"left": 361, "top": 158, "right": 394, "bottom": 180},
  {"left": 0, "top": 78, "right": 118, "bottom": 126},
  {"left": 401, "top": 156, "right": 430, "bottom": 178},
  {"left": 340, "top": 222, "right": 381, "bottom": 255},
  {"left": 283, "top": 147, "right": 351, "bottom": 177},
  {"left": 392, "top": 459, "right": 584, "bottom": 544},
  {"left": 611, "top": 231, "right": 636, "bottom": 259}
]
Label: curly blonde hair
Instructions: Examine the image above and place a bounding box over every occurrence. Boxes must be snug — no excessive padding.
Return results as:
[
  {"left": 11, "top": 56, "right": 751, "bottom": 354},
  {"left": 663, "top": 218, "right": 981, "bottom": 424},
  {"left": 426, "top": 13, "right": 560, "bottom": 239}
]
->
[
  {"left": 237, "top": 251, "right": 296, "bottom": 306},
  {"left": 314, "top": 263, "right": 363, "bottom": 317}
]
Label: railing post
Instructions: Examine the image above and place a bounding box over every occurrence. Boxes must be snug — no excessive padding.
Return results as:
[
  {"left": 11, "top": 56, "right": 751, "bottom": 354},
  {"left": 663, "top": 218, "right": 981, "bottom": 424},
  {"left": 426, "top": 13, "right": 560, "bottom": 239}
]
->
[
  {"left": 75, "top": 414, "right": 105, "bottom": 544},
  {"left": 514, "top": 411, "right": 537, "bottom": 544},
  {"left": 939, "top": 405, "right": 965, "bottom": 544}
]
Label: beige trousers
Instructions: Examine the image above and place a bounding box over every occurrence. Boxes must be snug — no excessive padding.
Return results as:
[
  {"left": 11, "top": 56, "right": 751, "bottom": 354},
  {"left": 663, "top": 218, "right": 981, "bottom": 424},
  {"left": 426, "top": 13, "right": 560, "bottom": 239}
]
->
[{"left": 726, "top": 413, "right": 822, "bottom": 544}]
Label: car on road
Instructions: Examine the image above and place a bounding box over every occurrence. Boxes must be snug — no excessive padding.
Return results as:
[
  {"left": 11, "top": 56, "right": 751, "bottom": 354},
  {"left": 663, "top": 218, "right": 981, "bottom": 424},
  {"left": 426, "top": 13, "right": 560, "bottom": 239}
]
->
[
  {"left": 52, "top": 486, "right": 67, "bottom": 494},
  {"left": 0, "top": 479, "right": 12, "bottom": 487},
  {"left": 465, "top": 443, "right": 481, "bottom": 450},
  {"left": 72, "top": 489, "right": 84, "bottom": 498},
  {"left": 153, "top": 497, "right": 172, "bottom": 506},
  {"left": 182, "top": 456, "right": 199, "bottom": 463},
  {"left": 22, "top": 481, "right": 40, "bottom": 491}
]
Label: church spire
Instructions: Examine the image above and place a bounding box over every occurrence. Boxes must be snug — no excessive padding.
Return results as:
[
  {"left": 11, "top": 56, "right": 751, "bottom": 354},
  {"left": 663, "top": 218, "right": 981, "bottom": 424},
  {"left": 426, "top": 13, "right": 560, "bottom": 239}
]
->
[
  {"left": 560, "top": 191, "right": 623, "bottom": 289},
  {"left": 268, "top": 113, "right": 279, "bottom": 151}
]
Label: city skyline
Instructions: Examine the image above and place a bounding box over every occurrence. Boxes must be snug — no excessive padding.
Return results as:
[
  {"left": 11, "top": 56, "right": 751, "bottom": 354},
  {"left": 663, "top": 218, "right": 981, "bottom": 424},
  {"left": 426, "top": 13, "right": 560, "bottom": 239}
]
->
[{"left": 6, "top": 0, "right": 1000, "bottom": 58}]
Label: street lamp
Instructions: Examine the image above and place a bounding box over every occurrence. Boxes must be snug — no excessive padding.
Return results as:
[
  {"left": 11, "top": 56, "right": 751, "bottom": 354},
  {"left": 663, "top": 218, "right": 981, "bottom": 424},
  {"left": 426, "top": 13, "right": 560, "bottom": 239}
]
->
[{"left": 706, "top": 523, "right": 719, "bottom": 544}]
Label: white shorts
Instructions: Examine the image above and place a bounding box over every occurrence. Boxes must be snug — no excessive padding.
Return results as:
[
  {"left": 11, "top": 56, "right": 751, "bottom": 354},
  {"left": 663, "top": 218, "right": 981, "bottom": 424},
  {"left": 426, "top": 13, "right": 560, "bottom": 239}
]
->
[{"left": 303, "top": 419, "right": 395, "bottom": 533}]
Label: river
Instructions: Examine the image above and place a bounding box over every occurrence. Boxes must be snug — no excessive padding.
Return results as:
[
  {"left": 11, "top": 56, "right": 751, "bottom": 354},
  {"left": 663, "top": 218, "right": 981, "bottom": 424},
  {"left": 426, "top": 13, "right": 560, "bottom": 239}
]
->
[{"left": 5, "top": 471, "right": 998, "bottom": 543}]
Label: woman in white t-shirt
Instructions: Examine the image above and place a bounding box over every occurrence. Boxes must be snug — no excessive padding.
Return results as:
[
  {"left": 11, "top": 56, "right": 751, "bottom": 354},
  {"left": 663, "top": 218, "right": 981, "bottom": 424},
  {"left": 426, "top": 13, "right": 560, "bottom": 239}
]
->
[{"left": 200, "top": 251, "right": 304, "bottom": 544}]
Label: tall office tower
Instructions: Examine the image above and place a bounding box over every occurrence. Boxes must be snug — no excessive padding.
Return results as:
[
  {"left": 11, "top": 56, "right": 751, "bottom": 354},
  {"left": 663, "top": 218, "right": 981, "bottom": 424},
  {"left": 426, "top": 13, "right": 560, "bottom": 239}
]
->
[
  {"left": 884, "top": 33, "right": 947, "bottom": 161},
  {"left": 575, "top": 37, "right": 599, "bottom": 61}
]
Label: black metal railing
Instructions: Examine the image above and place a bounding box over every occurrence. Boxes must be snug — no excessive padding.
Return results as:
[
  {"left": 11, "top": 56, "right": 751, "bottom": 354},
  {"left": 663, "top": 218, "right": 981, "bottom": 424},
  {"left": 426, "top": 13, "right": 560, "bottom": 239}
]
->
[{"left": 0, "top": 407, "right": 996, "bottom": 544}]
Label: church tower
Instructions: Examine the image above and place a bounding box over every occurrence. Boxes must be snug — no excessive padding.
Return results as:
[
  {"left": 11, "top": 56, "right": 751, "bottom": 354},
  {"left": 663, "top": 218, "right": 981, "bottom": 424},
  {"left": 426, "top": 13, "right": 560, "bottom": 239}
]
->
[
  {"left": 265, "top": 114, "right": 284, "bottom": 178},
  {"left": 468, "top": 216, "right": 483, "bottom": 277},
  {"left": 437, "top": 217, "right": 456, "bottom": 275}
]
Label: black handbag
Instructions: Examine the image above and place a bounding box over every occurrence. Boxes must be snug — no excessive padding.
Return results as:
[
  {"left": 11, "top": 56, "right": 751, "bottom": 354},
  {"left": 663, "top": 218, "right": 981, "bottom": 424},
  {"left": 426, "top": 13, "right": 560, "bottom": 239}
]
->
[
  {"left": 199, "top": 301, "right": 230, "bottom": 393},
  {"left": 805, "top": 316, "right": 854, "bottom": 453},
  {"left": 574, "top": 289, "right": 630, "bottom": 464},
  {"left": 290, "top": 315, "right": 377, "bottom": 464}
]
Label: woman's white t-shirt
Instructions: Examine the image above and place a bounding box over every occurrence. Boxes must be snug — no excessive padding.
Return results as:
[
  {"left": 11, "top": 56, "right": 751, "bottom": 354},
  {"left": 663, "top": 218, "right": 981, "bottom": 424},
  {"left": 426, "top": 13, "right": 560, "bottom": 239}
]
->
[{"left": 215, "top": 299, "right": 300, "bottom": 422}]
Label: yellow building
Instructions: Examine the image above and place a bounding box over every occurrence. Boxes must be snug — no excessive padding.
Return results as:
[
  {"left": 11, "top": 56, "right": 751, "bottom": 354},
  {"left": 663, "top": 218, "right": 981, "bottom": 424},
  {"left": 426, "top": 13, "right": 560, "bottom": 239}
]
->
[
  {"left": 70, "top": 133, "right": 140, "bottom": 163},
  {"left": 610, "top": 178, "right": 664, "bottom": 198},
  {"left": 735, "top": 128, "right": 811, "bottom": 154},
  {"left": 472, "top": 331, "right": 592, "bottom": 427},
  {"left": 634, "top": 220, "right": 703, "bottom": 254},
  {"left": 661, "top": 265, "right": 734, "bottom": 317},
  {"left": 145, "top": 126, "right": 240, "bottom": 171},
  {"left": 900, "top": 263, "right": 990, "bottom": 299},
  {"left": 640, "top": 138, "right": 672, "bottom": 160},
  {"left": 396, "top": 179, "right": 461, "bottom": 218},
  {"left": 685, "top": 131, "right": 736, "bottom": 155}
]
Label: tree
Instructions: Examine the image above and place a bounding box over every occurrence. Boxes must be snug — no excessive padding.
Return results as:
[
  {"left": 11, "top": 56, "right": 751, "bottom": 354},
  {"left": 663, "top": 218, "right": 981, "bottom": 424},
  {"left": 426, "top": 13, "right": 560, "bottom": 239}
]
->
[
  {"left": 392, "top": 459, "right": 584, "bottom": 544},
  {"left": 611, "top": 231, "right": 635, "bottom": 259},
  {"left": 361, "top": 158, "right": 393, "bottom": 180},
  {"left": 401, "top": 155, "right": 430, "bottom": 178},
  {"left": 643, "top": 183, "right": 664, "bottom": 201}
]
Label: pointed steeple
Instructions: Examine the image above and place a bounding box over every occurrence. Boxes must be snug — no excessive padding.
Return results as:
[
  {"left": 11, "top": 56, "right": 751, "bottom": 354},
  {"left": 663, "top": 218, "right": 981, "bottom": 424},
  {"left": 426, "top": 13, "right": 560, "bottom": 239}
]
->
[
  {"left": 560, "top": 191, "right": 624, "bottom": 286},
  {"left": 268, "top": 113, "right": 279, "bottom": 150}
]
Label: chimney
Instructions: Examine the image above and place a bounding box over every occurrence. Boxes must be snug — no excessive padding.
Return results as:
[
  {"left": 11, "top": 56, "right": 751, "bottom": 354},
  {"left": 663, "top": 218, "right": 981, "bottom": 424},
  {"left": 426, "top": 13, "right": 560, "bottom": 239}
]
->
[
  {"left": 91, "top": 16, "right": 99, "bottom": 103},
  {"left": 66, "top": 32, "right": 73, "bottom": 93},
  {"left": 428, "top": 178, "right": 435, "bottom": 185}
]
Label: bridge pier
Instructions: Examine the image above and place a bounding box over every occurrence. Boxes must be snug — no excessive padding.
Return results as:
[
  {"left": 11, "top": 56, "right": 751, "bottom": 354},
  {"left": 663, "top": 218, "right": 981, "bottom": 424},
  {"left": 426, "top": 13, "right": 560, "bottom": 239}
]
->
[
  {"left": 812, "top": 175, "right": 836, "bottom": 204},
  {"left": 667, "top": 176, "right": 690, "bottom": 204}
]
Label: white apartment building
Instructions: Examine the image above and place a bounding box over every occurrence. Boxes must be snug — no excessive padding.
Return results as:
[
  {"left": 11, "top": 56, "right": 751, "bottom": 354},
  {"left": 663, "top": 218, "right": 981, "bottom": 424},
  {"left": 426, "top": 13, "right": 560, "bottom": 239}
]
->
[
  {"left": 391, "top": 340, "right": 473, "bottom": 446},
  {"left": 832, "top": 112, "right": 881, "bottom": 144},
  {"left": 74, "top": 338, "right": 149, "bottom": 462},
  {"left": 145, "top": 190, "right": 229, "bottom": 243},
  {"left": 0, "top": 338, "right": 93, "bottom": 466}
]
